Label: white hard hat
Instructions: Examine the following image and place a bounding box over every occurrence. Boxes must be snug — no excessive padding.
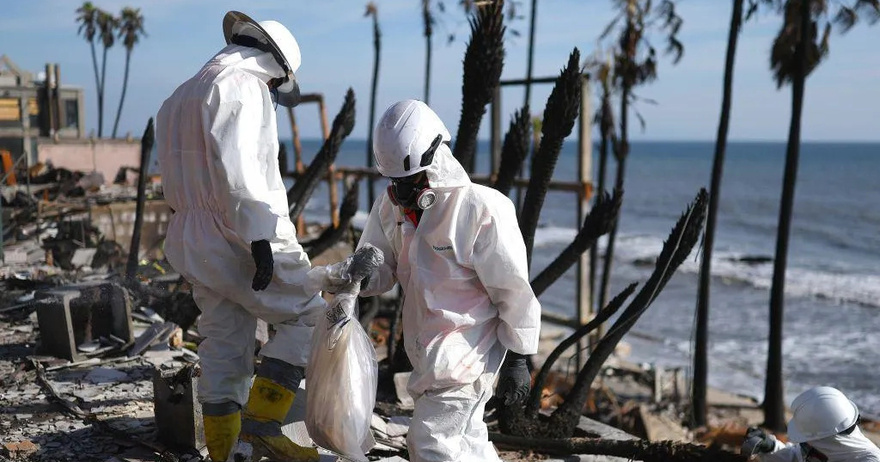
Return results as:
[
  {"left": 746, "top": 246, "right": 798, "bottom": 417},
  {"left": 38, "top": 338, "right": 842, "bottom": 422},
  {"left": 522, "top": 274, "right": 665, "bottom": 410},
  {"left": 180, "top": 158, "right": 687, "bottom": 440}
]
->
[
  {"left": 374, "top": 100, "right": 451, "bottom": 178},
  {"left": 787, "top": 386, "right": 859, "bottom": 443},
  {"left": 222, "top": 11, "right": 302, "bottom": 107}
]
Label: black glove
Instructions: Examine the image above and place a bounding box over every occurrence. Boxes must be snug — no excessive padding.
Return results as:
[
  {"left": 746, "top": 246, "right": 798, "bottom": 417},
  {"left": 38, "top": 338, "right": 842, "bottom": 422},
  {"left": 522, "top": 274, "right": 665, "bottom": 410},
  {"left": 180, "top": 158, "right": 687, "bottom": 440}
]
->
[
  {"left": 251, "top": 240, "right": 274, "bottom": 291},
  {"left": 496, "top": 353, "right": 531, "bottom": 406},
  {"left": 742, "top": 427, "right": 776, "bottom": 455}
]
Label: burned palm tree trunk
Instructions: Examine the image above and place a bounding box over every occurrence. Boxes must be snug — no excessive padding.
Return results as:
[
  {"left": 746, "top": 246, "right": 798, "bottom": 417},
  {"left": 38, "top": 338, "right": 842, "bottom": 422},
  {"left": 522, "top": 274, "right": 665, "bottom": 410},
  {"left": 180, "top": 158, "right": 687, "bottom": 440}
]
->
[
  {"left": 302, "top": 178, "right": 360, "bottom": 260},
  {"left": 518, "top": 49, "right": 581, "bottom": 266},
  {"left": 492, "top": 106, "right": 530, "bottom": 196},
  {"left": 695, "top": 0, "right": 744, "bottom": 428},
  {"left": 489, "top": 433, "right": 746, "bottom": 462},
  {"left": 546, "top": 189, "right": 708, "bottom": 437},
  {"left": 516, "top": 282, "right": 637, "bottom": 418},
  {"left": 765, "top": 0, "right": 811, "bottom": 433},
  {"left": 421, "top": 0, "right": 433, "bottom": 105},
  {"left": 287, "top": 89, "right": 356, "bottom": 222},
  {"left": 530, "top": 190, "right": 621, "bottom": 296},
  {"left": 589, "top": 68, "right": 616, "bottom": 314},
  {"left": 125, "top": 118, "right": 154, "bottom": 283},
  {"left": 366, "top": 3, "right": 381, "bottom": 209},
  {"left": 452, "top": 0, "right": 505, "bottom": 173},
  {"left": 501, "top": 189, "right": 708, "bottom": 438}
]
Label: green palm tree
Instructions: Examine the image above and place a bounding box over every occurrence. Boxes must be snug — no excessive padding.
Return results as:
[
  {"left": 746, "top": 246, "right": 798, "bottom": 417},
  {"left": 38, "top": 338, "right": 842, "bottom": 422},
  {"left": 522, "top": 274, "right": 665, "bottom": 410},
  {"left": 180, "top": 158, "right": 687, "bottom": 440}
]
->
[
  {"left": 76, "top": 2, "right": 101, "bottom": 134},
  {"left": 763, "top": 0, "right": 879, "bottom": 432},
  {"left": 112, "top": 7, "right": 146, "bottom": 138},
  {"left": 693, "top": 0, "right": 750, "bottom": 428},
  {"left": 95, "top": 9, "right": 118, "bottom": 138}
]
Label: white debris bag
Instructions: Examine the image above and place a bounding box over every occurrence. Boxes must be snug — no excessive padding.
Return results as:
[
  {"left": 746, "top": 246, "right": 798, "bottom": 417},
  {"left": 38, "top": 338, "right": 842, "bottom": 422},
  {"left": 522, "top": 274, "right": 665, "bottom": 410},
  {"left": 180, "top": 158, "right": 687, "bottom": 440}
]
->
[{"left": 305, "top": 291, "right": 377, "bottom": 461}]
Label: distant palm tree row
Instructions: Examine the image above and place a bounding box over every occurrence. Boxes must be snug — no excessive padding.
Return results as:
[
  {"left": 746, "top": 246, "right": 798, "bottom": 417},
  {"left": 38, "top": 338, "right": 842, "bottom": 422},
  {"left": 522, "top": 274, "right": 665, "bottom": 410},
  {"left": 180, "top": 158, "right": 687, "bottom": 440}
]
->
[{"left": 75, "top": 2, "right": 146, "bottom": 139}]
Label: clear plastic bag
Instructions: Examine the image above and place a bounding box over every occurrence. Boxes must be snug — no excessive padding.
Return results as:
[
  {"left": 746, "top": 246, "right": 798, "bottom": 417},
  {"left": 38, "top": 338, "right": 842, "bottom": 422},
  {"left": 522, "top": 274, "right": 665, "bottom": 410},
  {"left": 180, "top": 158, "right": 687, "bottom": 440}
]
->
[{"left": 305, "top": 291, "right": 377, "bottom": 461}]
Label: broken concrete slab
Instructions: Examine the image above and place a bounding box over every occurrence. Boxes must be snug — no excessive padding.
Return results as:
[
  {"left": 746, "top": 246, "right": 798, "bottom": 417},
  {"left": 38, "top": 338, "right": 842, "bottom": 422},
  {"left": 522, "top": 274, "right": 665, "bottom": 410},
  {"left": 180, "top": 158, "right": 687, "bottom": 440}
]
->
[
  {"left": 152, "top": 366, "right": 205, "bottom": 452},
  {"left": 35, "top": 289, "right": 81, "bottom": 361},
  {"left": 85, "top": 367, "right": 130, "bottom": 384},
  {"left": 70, "top": 247, "right": 97, "bottom": 268}
]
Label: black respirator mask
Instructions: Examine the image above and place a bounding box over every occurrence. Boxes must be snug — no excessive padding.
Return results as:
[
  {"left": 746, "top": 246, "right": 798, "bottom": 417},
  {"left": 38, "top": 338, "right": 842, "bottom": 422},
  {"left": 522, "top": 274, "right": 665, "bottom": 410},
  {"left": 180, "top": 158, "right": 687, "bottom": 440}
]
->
[
  {"left": 386, "top": 134, "right": 442, "bottom": 210},
  {"left": 388, "top": 172, "right": 436, "bottom": 210}
]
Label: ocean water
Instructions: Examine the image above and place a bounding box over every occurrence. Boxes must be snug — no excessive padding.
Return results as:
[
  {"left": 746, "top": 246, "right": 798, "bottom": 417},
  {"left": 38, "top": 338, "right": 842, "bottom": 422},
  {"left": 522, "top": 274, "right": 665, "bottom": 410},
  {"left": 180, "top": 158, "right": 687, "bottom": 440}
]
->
[{"left": 287, "top": 138, "right": 880, "bottom": 418}]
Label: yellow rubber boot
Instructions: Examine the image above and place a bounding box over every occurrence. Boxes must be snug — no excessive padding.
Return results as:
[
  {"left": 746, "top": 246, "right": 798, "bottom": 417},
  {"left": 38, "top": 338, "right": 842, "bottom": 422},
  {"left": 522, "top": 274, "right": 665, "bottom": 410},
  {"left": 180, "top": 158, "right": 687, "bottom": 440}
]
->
[
  {"left": 203, "top": 411, "right": 241, "bottom": 462},
  {"left": 241, "top": 377, "right": 319, "bottom": 462}
]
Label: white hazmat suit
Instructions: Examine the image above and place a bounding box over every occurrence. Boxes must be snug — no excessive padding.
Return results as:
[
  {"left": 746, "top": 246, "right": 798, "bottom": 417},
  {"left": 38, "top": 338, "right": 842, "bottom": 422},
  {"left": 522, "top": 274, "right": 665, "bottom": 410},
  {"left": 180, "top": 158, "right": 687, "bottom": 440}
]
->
[
  {"left": 156, "top": 43, "right": 323, "bottom": 407},
  {"left": 357, "top": 100, "right": 542, "bottom": 462},
  {"left": 744, "top": 387, "right": 880, "bottom": 462}
]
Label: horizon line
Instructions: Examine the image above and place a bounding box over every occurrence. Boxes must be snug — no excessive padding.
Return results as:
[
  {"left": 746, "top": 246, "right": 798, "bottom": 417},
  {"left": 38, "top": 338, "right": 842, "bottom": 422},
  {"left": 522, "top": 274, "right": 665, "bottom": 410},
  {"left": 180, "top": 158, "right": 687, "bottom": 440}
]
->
[{"left": 283, "top": 137, "right": 880, "bottom": 144}]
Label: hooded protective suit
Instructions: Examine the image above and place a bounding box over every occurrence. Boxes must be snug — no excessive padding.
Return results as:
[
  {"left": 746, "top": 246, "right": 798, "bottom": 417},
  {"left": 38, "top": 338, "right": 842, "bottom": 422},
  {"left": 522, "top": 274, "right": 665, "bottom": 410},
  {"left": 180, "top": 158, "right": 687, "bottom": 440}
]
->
[
  {"left": 745, "top": 387, "right": 880, "bottom": 462},
  {"left": 156, "top": 44, "right": 324, "bottom": 407},
  {"left": 357, "top": 100, "right": 541, "bottom": 462},
  {"left": 754, "top": 428, "right": 880, "bottom": 462}
]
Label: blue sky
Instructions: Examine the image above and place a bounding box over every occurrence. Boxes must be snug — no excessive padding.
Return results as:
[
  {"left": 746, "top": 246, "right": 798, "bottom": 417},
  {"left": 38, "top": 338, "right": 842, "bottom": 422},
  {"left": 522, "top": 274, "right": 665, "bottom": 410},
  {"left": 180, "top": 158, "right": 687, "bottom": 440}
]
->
[{"left": 2, "top": 1, "right": 878, "bottom": 141}]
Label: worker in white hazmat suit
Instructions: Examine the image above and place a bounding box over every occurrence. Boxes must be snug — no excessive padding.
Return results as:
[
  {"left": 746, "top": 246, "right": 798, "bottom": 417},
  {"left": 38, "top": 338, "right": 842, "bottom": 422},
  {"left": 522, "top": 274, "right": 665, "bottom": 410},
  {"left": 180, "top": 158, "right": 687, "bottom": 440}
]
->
[
  {"left": 156, "top": 11, "right": 322, "bottom": 462},
  {"left": 312, "top": 100, "right": 541, "bottom": 461},
  {"left": 743, "top": 387, "right": 880, "bottom": 462}
]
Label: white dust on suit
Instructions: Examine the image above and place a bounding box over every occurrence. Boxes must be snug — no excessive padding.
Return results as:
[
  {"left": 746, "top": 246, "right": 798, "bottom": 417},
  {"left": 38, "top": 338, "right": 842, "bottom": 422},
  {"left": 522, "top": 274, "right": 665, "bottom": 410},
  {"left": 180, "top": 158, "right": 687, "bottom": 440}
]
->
[
  {"left": 156, "top": 44, "right": 324, "bottom": 406},
  {"left": 358, "top": 144, "right": 542, "bottom": 462},
  {"left": 756, "top": 428, "right": 880, "bottom": 462}
]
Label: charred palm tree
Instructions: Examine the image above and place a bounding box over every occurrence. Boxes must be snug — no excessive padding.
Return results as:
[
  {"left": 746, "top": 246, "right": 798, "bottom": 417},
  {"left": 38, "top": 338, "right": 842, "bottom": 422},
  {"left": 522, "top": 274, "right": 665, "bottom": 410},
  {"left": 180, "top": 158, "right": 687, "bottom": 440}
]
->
[
  {"left": 530, "top": 190, "right": 622, "bottom": 296},
  {"left": 421, "top": 0, "right": 434, "bottom": 104},
  {"left": 585, "top": 55, "right": 617, "bottom": 325},
  {"left": 302, "top": 178, "right": 360, "bottom": 259},
  {"left": 452, "top": 0, "right": 505, "bottom": 173},
  {"left": 125, "top": 118, "right": 154, "bottom": 283},
  {"left": 287, "top": 89, "right": 356, "bottom": 222},
  {"left": 112, "top": 7, "right": 146, "bottom": 138},
  {"left": 518, "top": 49, "right": 581, "bottom": 266},
  {"left": 500, "top": 189, "right": 708, "bottom": 438},
  {"left": 763, "top": 0, "right": 878, "bottom": 432},
  {"left": 365, "top": 2, "right": 381, "bottom": 208},
  {"left": 597, "top": 0, "right": 684, "bottom": 324},
  {"left": 492, "top": 106, "right": 530, "bottom": 196}
]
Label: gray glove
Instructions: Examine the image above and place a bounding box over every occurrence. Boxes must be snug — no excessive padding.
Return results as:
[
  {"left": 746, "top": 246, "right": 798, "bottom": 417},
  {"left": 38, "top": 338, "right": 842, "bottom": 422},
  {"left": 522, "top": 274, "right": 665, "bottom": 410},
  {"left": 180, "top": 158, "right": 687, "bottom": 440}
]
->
[
  {"left": 496, "top": 353, "right": 531, "bottom": 406},
  {"left": 742, "top": 427, "right": 777, "bottom": 456},
  {"left": 306, "top": 244, "right": 384, "bottom": 294}
]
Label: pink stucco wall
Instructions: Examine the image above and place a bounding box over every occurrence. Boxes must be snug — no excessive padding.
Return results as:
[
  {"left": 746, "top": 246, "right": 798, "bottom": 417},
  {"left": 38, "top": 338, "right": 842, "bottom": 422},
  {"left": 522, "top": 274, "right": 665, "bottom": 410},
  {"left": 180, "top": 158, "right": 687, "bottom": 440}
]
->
[{"left": 36, "top": 139, "right": 140, "bottom": 185}]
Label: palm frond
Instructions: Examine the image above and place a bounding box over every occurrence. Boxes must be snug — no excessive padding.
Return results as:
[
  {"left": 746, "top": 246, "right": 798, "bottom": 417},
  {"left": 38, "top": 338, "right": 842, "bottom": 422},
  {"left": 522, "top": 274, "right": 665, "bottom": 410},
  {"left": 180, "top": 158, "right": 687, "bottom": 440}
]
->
[{"left": 452, "top": 0, "right": 506, "bottom": 172}]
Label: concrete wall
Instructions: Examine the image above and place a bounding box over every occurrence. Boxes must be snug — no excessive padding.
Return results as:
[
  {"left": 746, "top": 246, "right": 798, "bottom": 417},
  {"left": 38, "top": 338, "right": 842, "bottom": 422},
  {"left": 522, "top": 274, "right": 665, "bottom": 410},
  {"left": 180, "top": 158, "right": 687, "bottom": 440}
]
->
[
  {"left": 37, "top": 138, "right": 140, "bottom": 185},
  {"left": 89, "top": 200, "right": 172, "bottom": 260}
]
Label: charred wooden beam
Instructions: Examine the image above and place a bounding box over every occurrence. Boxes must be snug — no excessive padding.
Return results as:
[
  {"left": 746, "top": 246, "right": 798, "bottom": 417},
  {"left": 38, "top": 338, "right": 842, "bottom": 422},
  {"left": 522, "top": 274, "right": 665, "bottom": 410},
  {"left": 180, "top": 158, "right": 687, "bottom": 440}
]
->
[
  {"left": 303, "top": 178, "right": 360, "bottom": 259},
  {"left": 489, "top": 433, "right": 746, "bottom": 462},
  {"left": 287, "top": 89, "right": 356, "bottom": 221}
]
